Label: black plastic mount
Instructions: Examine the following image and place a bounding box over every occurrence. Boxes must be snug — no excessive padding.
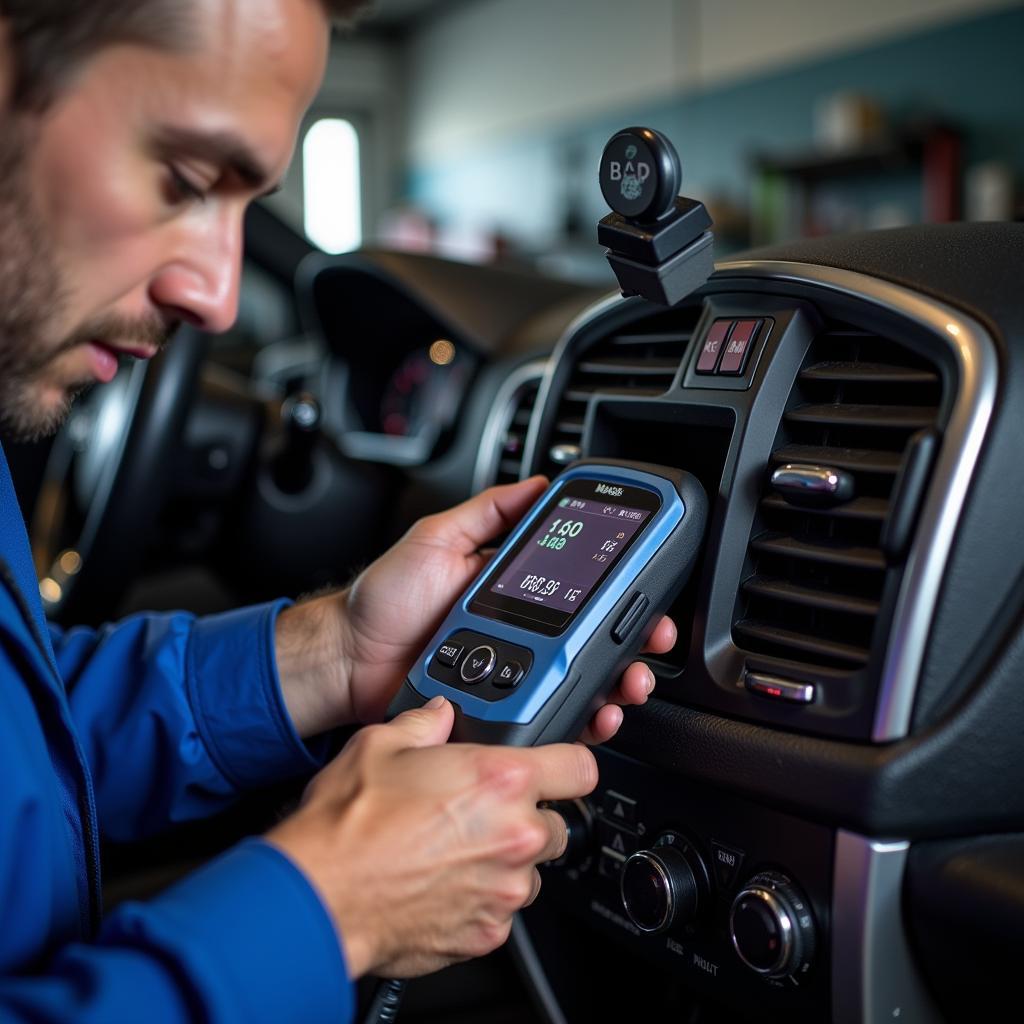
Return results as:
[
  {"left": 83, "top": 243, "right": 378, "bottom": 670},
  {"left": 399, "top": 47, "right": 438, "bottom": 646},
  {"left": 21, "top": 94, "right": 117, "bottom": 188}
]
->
[{"left": 598, "top": 127, "right": 715, "bottom": 307}]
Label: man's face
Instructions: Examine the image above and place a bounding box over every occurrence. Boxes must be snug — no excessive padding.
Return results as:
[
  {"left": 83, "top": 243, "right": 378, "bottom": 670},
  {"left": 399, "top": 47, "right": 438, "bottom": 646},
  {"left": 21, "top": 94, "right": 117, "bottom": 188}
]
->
[{"left": 0, "top": 0, "right": 329, "bottom": 440}]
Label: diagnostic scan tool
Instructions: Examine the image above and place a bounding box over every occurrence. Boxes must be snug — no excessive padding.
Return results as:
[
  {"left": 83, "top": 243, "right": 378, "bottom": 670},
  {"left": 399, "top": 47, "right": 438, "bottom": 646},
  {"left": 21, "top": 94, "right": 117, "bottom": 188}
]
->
[{"left": 387, "top": 460, "right": 706, "bottom": 745}]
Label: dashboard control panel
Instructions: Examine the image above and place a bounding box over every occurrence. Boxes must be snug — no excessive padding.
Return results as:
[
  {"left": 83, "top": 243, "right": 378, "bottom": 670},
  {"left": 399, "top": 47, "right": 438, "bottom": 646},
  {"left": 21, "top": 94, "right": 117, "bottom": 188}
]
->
[{"left": 540, "top": 748, "right": 833, "bottom": 1020}]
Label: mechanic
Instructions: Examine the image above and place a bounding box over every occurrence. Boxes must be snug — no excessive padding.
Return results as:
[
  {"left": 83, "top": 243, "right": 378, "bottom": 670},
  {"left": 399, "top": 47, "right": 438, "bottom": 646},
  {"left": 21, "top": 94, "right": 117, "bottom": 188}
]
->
[{"left": 0, "top": 2, "right": 677, "bottom": 1021}]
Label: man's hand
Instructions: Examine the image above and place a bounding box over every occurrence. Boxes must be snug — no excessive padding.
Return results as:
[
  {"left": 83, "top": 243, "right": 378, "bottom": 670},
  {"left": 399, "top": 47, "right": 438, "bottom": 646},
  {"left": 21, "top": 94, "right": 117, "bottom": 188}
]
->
[
  {"left": 275, "top": 477, "right": 677, "bottom": 739},
  {"left": 267, "top": 698, "right": 596, "bottom": 978}
]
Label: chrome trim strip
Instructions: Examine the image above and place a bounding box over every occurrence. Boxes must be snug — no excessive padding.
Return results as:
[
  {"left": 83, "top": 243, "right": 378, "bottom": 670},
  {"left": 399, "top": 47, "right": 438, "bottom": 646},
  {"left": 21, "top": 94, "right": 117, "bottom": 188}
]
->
[
  {"left": 472, "top": 358, "right": 549, "bottom": 492},
  {"left": 714, "top": 260, "right": 998, "bottom": 740},
  {"left": 521, "top": 291, "right": 627, "bottom": 476},
  {"left": 832, "top": 832, "right": 941, "bottom": 1023}
]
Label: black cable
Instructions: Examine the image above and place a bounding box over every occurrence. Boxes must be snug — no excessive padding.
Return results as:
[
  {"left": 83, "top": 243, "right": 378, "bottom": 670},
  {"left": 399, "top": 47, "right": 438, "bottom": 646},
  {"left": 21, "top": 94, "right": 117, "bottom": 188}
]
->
[{"left": 362, "top": 978, "right": 406, "bottom": 1024}]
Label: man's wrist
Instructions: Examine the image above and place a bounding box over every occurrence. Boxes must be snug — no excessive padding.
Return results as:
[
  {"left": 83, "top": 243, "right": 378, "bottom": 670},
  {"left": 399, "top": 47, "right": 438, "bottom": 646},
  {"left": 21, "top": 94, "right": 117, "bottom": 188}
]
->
[{"left": 274, "top": 589, "right": 357, "bottom": 737}]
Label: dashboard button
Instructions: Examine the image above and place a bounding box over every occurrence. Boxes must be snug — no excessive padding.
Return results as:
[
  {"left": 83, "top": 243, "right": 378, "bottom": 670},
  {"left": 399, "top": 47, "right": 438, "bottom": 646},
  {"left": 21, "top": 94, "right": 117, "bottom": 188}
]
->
[
  {"left": 718, "top": 319, "right": 761, "bottom": 375},
  {"left": 598, "top": 820, "right": 637, "bottom": 857},
  {"left": 611, "top": 592, "right": 649, "bottom": 644},
  {"left": 696, "top": 319, "right": 732, "bottom": 373},
  {"left": 460, "top": 645, "right": 497, "bottom": 683},
  {"left": 603, "top": 789, "right": 638, "bottom": 826},
  {"left": 435, "top": 642, "right": 464, "bottom": 667},
  {"left": 710, "top": 841, "right": 745, "bottom": 890},
  {"left": 494, "top": 659, "right": 524, "bottom": 688}
]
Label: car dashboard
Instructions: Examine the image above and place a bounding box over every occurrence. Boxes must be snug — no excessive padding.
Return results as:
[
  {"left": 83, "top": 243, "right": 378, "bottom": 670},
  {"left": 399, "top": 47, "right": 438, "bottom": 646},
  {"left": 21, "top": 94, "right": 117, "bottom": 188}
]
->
[{"left": 434, "top": 224, "right": 1021, "bottom": 1023}]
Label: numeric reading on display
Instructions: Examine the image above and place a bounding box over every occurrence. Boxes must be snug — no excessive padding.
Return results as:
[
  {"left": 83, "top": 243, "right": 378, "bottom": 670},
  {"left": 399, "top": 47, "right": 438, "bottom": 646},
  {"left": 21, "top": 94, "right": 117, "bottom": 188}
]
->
[
  {"left": 519, "top": 575, "right": 561, "bottom": 596},
  {"left": 536, "top": 518, "right": 584, "bottom": 551},
  {"left": 487, "top": 485, "right": 654, "bottom": 616}
]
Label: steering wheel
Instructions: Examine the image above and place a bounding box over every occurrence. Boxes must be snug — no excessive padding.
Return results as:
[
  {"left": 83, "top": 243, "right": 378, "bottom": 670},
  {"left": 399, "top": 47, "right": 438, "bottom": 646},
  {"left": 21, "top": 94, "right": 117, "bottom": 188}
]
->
[{"left": 32, "top": 327, "right": 208, "bottom": 626}]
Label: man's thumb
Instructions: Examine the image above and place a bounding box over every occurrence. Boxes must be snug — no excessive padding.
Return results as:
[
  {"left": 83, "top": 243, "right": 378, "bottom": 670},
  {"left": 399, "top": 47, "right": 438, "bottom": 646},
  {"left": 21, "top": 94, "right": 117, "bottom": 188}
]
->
[{"left": 388, "top": 695, "right": 455, "bottom": 748}]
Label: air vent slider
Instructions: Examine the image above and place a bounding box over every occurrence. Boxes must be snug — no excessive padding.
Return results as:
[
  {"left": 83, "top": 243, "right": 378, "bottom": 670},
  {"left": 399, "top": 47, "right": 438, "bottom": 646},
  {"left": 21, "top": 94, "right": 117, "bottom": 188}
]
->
[{"left": 770, "top": 463, "right": 855, "bottom": 508}]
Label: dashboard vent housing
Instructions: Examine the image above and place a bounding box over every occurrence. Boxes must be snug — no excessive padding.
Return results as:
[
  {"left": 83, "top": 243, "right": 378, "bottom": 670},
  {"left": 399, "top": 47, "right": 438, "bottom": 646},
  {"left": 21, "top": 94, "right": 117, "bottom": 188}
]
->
[
  {"left": 495, "top": 375, "right": 542, "bottom": 485},
  {"left": 733, "top": 324, "right": 944, "bottom": 671},
  {"left": 544, "top": 310, "right": 698, "bottom": 474}
]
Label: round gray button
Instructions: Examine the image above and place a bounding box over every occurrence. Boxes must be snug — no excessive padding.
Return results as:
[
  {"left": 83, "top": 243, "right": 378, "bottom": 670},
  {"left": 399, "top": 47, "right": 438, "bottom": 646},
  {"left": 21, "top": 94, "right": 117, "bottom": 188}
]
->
[{"left": 460, "top": 645, "right": 497, "bottom": 684}]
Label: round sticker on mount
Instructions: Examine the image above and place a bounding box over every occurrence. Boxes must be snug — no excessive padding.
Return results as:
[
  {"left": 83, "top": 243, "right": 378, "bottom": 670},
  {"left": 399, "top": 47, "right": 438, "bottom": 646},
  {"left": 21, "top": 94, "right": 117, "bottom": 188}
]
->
[{"left": 599, "top": 127, "right": 681, "bottom": 222}]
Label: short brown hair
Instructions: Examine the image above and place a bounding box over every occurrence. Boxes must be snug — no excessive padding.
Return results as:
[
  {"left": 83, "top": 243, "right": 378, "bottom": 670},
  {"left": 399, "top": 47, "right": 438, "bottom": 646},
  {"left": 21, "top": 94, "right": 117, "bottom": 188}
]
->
[{"left": 0, "top": 0, "right": 371, "bottom": 110}]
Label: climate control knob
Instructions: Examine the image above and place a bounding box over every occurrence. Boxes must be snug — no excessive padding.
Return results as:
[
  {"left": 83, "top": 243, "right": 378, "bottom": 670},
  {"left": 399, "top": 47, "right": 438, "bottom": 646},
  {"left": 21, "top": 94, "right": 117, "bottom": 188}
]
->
[
  {"left": 620, "top": 833, "right": 708, "bottom": 933},
  {"left": 730, "top": 871, "right": 816, "bottom": 981}
]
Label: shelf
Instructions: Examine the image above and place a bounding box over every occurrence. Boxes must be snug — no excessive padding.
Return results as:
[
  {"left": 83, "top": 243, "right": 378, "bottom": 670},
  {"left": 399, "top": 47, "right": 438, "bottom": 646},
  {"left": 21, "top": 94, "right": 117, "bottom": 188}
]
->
[
  {"left": 753, "top": 134, "right": 925, "bottom": 182},
  {"left": 750, "top": 122, "right": 963, "bottom": 243}
]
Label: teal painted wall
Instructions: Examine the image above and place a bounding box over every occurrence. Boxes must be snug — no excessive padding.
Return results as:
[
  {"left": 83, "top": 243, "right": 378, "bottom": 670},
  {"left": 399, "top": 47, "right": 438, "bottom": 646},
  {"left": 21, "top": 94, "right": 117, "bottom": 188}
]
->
[{"left": 407, "top": 6, "right": 1024, "bottom": 261}]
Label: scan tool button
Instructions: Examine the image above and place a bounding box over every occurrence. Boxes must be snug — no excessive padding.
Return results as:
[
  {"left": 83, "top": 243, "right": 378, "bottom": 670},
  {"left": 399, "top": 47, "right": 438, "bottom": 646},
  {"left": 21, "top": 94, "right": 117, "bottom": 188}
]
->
[
  {"left": 612, "top": 592, "right": 649, "bottom": 644},
  {"left": 696, "top": 319, "right": 732, "bottom": 374},
  {"left": 494, "top": 660, "right": 525, "bottom": 688},
  {"left": 435, "top": 642, "right": 464, "bottom": 667},
  {"left": 461, "top": 645, "right": 497, "bottom": 684}
]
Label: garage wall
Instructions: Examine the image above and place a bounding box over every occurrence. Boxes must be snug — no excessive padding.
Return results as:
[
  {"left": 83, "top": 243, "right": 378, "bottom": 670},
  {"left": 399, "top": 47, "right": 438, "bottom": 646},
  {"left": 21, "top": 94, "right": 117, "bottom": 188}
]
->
[
  {"left": 402, "top": 0, "right": 1024, "bottom": 260},
  {"left": 406, "top": 0, "right": 683, "bottom": 164},
  {"left": 407, "top": 0, "right": 1017, "bottom": 163}
]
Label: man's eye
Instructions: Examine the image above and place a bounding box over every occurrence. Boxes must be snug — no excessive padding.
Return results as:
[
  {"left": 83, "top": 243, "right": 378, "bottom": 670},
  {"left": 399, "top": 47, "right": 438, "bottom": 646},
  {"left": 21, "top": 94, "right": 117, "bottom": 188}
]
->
[{"left": 167, "top": 166, "right": 209, "bottom": 204}]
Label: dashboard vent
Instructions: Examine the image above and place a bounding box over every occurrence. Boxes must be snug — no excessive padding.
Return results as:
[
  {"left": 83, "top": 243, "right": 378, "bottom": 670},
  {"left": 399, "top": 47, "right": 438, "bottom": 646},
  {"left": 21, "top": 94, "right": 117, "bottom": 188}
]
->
[
  {"left": 733, "top": 324, "right": 944, "bottom": 671},
  {"left": 496, "top": 375, "right": 542, "bottom": 485},
  {"left": 544, "top": 311, "right": 698, "bottom": 473}
]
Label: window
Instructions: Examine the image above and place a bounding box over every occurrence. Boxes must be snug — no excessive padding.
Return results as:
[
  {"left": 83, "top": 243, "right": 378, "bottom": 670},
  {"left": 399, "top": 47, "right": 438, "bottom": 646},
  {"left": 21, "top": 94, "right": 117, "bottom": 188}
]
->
[{"left": 303, "top": 118, "right": 362, "bottom": 253}]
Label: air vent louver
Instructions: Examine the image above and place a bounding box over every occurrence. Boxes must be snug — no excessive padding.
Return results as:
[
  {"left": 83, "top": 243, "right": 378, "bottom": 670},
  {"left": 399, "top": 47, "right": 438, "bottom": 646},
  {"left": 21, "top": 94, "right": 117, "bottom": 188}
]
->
[
  {"left": 544, "top": 313, "right": 697, "bottom": 474},
  {"left": 733, "top": 325, "right": 944, "bottom": 671},
  {"left": 495, "top": 376, "right": 542, "bottom": 485}
]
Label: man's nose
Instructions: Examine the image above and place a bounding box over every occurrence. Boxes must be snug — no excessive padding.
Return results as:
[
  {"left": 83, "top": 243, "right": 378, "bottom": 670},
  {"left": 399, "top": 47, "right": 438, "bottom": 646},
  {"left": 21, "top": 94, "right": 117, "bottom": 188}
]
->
[{"left": 148, "top": 210, "right": 244, "bottom": 335}]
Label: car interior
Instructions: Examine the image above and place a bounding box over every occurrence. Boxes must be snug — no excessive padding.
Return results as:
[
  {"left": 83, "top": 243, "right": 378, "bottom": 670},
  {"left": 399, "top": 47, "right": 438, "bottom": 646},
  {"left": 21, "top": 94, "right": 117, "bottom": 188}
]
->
[{"left": 4, "top": 2, "right": 1023, "bottom": 1022}]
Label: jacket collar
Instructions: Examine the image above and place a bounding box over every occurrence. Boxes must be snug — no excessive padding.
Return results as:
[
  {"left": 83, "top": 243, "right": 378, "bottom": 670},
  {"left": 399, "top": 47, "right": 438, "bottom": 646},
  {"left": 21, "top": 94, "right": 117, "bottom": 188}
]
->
[{"left": 0, "top": 445, "right": 62, "bottom": 684}]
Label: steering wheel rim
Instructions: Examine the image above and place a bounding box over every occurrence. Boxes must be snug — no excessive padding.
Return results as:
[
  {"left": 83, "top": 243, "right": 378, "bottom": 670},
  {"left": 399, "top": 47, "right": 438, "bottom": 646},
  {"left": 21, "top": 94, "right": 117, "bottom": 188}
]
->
[{"left": 33, "top": 326, "right": 208, "bottom": 626}]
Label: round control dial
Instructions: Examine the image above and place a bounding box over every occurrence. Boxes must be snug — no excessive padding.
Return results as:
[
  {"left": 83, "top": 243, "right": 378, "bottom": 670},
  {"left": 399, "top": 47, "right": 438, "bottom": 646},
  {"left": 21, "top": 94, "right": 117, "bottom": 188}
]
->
[
  {"left": 620, "top": 832, "right": 708, "bottom": 934},
  {"left": 730, "top": 871, "right": 816, "bottom": 981}
]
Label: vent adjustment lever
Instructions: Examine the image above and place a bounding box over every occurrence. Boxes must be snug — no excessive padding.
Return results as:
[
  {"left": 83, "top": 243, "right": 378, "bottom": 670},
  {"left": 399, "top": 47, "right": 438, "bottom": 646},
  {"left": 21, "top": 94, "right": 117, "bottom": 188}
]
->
[{"left": 770, "top": 463, "right": 855, "bottom": 508}]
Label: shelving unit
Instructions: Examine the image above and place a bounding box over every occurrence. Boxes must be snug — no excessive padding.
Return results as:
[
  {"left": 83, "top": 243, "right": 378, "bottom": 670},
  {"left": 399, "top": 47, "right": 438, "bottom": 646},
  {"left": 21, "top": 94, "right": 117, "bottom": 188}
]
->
[{"left": 751, "top": 123, "right": 962, "bottom": 244}]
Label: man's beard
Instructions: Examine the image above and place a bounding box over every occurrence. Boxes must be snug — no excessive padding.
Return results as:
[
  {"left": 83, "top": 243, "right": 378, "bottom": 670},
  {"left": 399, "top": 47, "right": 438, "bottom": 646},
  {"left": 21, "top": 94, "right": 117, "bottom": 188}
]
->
[{"left": 0, "top": 121, "right": 174, "bottom": 443}]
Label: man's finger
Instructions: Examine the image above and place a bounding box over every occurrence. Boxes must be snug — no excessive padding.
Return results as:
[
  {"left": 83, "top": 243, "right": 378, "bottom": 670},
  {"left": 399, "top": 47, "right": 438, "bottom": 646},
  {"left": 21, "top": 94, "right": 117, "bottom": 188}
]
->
[
  {"left": 579, "top": 704, "right": 623, "bottom": 746},
  {"left": 420, "top": 476, "right": 548, "bottom": 553},
  {"left": 537, "top": 807, "right": 570, "bottom": 864},
  {"left": 619, "top": 662, "right": 656, "bottom": 706},
  {"left": 385, "top": 696, "right": 455, "bottom": 750},
  {"left": 525, "top": 743, "right": 599, "bottom": 802},
  {"left": 640, "top": 615, "right": 677, "bottom": 655},
  {"left": 523, "top": 868, "right": 543, "bottom": 907}
]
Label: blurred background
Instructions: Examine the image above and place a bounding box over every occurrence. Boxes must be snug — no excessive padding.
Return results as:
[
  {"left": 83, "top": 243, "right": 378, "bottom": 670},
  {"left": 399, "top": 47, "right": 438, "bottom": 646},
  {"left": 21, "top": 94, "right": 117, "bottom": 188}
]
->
[{"left": 267, "top": 0, "right": 1024, "bottom": 283}]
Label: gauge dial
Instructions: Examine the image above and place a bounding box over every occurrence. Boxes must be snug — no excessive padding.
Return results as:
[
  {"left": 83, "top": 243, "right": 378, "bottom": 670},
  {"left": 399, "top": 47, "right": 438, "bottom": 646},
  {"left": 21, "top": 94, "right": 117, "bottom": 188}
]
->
[{"left": 380, "top": 343, "right": 464, "bottom": 438}]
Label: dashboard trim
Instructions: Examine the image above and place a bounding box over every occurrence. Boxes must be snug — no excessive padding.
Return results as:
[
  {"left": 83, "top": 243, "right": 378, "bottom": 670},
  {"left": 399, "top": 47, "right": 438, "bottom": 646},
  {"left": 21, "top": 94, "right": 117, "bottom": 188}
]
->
[
  {"left": 713, "top": 260, "right": 998, "bottom": 741},
  {"left": 832, "top": 832, "right": 942, "bottom": 1023},
  {"left": 473, "top": 358, "right": 549, "bottom": 492}
]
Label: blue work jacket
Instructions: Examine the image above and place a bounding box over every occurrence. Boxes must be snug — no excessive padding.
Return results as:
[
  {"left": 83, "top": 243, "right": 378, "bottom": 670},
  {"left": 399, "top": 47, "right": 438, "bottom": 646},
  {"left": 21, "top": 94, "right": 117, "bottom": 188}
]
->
[{"left": 0, "top": 446, "right": 353, "bottom": 1023}]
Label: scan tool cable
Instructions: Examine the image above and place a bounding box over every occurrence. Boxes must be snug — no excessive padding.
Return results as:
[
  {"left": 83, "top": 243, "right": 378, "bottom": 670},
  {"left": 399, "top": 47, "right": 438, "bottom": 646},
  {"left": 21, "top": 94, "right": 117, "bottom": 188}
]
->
[{"left": 362, "top": 978, "right": 405, "bottom": 1024}]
